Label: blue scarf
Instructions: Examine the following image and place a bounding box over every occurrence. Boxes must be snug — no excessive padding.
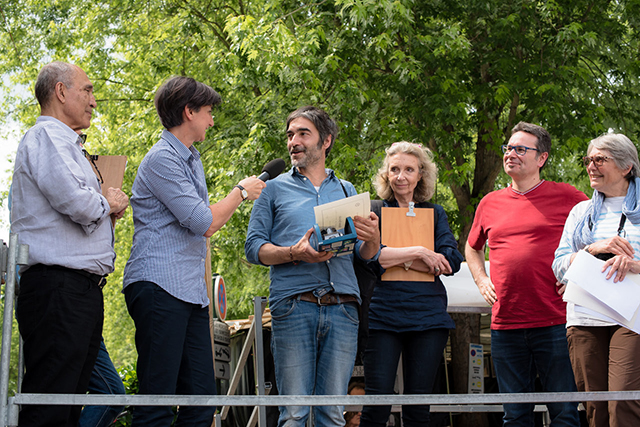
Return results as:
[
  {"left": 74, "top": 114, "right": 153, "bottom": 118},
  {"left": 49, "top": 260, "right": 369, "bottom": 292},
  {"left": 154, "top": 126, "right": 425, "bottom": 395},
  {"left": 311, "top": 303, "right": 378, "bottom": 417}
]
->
[{"left": 571, "top": 176, "right": 640, "bottom": 251}]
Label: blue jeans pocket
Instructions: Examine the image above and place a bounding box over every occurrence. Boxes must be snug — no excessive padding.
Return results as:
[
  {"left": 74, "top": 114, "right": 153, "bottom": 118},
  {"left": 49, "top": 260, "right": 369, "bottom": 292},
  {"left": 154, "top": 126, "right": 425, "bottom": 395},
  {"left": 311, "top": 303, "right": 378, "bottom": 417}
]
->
[
  {"left": 340, "top": 302, "right": 359, "bottom": 325},
  {"left": 271, "top": 297, "right": 298, "bottom": 320}
]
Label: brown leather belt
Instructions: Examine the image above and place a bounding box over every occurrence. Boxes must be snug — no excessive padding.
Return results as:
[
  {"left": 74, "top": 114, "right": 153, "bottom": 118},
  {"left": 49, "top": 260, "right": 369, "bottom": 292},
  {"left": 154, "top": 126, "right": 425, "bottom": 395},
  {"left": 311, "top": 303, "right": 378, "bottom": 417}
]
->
[{"left": 298, "top": 291, "right": 358, "bottom": 306}]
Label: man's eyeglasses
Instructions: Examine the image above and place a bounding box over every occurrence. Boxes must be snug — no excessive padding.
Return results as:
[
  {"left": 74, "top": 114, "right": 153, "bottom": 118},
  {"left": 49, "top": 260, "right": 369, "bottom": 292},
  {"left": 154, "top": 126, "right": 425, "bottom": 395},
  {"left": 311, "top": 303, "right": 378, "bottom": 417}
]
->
[
  {"left": 501, "top": 145, "right": 540, "bottom": 156},
  {"left": 583, "top": 155, "right": 613, "bottom": 167}
]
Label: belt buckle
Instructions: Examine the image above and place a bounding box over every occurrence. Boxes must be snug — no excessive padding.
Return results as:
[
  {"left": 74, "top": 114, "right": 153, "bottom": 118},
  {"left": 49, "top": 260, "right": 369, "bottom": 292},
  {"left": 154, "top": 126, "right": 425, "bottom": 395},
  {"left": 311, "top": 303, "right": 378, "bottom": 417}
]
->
[
  {"left": 316, "top": 294, "right": 327, "bottom": 306},
  {"left": 97, "top": 277, "right": 107, "bottom": 289}
]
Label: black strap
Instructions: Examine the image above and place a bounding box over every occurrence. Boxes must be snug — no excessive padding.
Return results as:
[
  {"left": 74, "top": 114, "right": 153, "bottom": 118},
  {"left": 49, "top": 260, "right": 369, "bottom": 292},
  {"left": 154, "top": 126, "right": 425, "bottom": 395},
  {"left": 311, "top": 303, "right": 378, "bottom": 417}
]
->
[
  {"left": 589, "top": 212, "right": 627, "bottom": 236},
  {"left": 618, "top": 213, "right": 627, "bottom": 236}
]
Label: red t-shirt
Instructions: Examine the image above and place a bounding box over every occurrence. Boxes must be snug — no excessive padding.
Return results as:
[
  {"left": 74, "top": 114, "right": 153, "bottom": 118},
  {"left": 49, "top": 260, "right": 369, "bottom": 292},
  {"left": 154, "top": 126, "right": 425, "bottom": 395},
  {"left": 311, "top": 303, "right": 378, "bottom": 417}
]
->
[{"left": 467, "top": 181, "right": 588, "bottom": 329}]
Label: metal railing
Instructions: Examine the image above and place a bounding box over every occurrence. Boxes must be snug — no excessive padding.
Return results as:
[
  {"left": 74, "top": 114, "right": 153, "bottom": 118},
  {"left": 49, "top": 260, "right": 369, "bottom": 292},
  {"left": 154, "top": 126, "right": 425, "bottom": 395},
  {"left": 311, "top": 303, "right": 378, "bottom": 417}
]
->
[{"left": 3, "top": 234, "right": 640, "bottom": 427}]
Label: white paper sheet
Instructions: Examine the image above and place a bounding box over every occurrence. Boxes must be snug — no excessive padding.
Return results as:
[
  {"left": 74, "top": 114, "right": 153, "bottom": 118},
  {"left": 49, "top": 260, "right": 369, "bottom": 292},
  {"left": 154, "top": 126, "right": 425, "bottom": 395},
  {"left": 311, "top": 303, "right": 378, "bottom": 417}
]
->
[
  {"left": 563, "top": 250, "right": 640, "bottom": 321},
  {"left": 313, "top": 192, "right": 371, "bottom": 230}
]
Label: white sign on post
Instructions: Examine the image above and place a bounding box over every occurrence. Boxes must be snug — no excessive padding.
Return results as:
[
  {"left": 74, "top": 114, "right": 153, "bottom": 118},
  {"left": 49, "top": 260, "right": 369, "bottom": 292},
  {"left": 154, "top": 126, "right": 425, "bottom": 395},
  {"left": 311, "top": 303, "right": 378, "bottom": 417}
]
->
[{"left": 468, "top": 343, "right": 484, "bottom": 394}]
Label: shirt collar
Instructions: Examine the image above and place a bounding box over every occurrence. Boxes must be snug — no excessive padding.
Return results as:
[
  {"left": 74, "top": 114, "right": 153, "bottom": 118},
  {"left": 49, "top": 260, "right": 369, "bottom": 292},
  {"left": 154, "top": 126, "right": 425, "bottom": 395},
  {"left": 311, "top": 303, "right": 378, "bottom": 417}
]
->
[
  {"left": 290, "top": 166, "right": 336, "bottom": 180},
  {"left": 509, "top": 179, "right": 545, "bottom": 195},
  {"left": 161, "top": 129, "right": 201, "bottom": 162},
  {"left": 36, "top": 116, "right": 81, "bottom": 147}
]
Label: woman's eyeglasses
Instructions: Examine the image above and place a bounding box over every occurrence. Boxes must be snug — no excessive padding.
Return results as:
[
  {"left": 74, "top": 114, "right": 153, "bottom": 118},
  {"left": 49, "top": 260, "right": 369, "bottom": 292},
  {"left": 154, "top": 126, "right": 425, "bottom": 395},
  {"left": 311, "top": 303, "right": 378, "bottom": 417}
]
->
[{"left": 582, "top": 156, "right": 612, "bottom": 167}]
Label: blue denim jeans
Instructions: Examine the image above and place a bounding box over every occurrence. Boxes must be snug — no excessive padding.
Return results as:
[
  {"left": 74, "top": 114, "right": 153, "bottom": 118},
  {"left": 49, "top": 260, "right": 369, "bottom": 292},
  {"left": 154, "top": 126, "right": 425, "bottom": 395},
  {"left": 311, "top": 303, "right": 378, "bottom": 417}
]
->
[
  {"left": 491, "top": 325, "right": 579, "bottom": 427},
  {"left": 78, "top": 339, "right": 125, "bottom": 427},
  {"left": 270, "top": 297, "right": 359, "bottom": 427},
  {"left": 360, "top": 328, "right": 449, "bottom": 427}
]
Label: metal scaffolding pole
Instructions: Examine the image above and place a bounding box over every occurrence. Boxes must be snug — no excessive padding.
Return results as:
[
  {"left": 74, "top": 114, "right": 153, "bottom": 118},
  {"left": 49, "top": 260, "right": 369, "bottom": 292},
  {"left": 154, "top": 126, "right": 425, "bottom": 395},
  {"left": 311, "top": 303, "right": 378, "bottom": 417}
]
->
[
  {"left": 253, "top": 297, "right": 268, "bottom": 427},
  {"left": 0, "top": 234, "right": 28, "bottom": 427}
]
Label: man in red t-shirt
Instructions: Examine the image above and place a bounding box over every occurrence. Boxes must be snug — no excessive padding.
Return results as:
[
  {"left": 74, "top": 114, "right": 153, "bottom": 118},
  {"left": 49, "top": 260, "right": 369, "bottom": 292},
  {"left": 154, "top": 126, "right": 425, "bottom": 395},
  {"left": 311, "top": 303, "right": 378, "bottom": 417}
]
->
[{"left": 465, "top": 122, "right": 587, "bottom": 427}]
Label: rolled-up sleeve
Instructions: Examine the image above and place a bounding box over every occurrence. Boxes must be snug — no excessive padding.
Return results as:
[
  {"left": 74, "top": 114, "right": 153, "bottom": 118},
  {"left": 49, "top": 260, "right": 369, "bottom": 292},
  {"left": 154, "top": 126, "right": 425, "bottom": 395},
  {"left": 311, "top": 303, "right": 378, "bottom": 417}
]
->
[{"left": 245, "top": 186, "right": 274, "bottom": 266}]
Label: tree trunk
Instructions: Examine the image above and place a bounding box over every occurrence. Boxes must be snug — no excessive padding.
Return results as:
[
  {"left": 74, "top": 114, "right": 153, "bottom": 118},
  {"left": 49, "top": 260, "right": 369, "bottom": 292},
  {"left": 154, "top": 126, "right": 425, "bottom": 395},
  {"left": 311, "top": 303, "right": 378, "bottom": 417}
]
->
[{"left": 449, "top": 313, "right": 489, "bottom": 427}]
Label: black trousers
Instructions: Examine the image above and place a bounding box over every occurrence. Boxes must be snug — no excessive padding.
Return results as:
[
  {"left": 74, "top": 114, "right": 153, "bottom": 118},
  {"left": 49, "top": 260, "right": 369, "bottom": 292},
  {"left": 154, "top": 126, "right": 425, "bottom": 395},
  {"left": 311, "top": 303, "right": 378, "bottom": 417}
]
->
[
  {"left": 124, "top": 281, "right": 216, "bottom": 427},
  {"left": 16, "top": 265, "right": 104, "bottom": 427}
]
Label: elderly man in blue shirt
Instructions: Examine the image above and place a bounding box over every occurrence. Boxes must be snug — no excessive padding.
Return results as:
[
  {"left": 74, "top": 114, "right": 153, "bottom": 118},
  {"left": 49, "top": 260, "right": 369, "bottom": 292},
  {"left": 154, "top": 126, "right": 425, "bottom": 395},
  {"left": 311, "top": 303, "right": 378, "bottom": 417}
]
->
[
  {"left": 123, "top": 76, "right": 265, "bottom": 427},
  {"left": 11, "top": 61, "right": 129, "bottom": 427},
  {"left": 245, "top": 106, "right": 380, "bottom": 427}
]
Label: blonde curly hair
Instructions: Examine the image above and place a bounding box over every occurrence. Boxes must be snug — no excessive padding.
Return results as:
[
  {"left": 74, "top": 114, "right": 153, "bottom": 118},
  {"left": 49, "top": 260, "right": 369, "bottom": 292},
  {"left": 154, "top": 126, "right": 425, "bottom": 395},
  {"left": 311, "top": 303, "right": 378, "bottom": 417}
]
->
[{"left": 374, "top": 141, "right": 437, "bottom": 203}]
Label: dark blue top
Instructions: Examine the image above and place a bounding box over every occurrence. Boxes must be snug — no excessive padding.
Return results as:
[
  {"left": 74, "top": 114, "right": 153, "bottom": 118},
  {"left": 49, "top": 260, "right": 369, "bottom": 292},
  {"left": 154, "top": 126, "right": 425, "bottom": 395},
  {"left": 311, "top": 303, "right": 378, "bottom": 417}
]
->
[{"left": 368, "top": 200, "right": 463, "bottom": 332}]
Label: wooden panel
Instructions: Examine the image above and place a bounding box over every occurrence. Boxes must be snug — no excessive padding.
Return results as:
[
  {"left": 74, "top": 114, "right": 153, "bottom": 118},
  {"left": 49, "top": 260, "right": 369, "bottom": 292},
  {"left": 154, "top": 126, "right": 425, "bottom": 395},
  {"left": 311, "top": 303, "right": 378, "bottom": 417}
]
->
[
  {"left": 91, "top": 155, "right": 127, "bottom": 190},
  {"left": 381, "top": 206, "right": 434, "bottom": 282}
]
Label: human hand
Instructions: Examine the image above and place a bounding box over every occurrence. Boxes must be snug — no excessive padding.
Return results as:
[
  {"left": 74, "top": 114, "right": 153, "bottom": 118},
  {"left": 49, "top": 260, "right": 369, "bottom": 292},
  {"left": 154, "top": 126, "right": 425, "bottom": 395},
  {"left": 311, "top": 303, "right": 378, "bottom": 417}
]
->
[
  {"left": 590, "top": 236, "right": 634, "bottom": 258},
  {"left": 105, "top": 188, "right": 129, "bottom": 215},
  {"left": 602, "top": 254, "right": 638, "bottom": 282},
  {"left": 556, "top": 281, "right": 566, "bottom": 296},
  {"left": 353, "top": 212, "right": 380, "bottom": 244},
  {"left": 290, "top": 228, "right": 334, "bottom": 264},
  {"left": 237, "top": 176, "right": 267, "bottom": 201},
  {"left": 113, "top": 207, "right": 127, "bottom": 220},
  {"left": 417, "top": 247, "right": 452, "bottom": 276},
  {"left": 476, "top": 276, "right": 496, "bottom": 306}
]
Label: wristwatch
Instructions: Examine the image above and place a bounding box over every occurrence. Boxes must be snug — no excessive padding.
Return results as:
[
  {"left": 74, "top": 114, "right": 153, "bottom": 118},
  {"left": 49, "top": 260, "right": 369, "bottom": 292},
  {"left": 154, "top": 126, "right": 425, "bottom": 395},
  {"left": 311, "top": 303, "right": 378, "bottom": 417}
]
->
[{"left": 235, "top": 184, "right": 248, "bottom": 201}]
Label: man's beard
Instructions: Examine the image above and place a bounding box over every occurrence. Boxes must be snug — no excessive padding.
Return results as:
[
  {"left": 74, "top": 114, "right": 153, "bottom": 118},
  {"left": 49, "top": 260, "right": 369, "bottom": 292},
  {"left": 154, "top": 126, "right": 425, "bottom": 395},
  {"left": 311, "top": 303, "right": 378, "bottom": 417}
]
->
[{"left": 290, "top": 140, "right": 323, "bottom": 169}]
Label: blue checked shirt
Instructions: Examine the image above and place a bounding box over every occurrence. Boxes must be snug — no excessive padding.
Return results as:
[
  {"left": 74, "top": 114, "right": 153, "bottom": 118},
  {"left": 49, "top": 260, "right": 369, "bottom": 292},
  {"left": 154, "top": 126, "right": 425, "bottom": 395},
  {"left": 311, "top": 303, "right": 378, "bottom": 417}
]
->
[
  {"left": 11, "top": 116, "right": 115, "bottom": 275},
  {"left": 123, "top": 130, "right": 213, "bottom": 307},
  {"left": 245, "top": 167, "right": 367, "bottom": 311}
]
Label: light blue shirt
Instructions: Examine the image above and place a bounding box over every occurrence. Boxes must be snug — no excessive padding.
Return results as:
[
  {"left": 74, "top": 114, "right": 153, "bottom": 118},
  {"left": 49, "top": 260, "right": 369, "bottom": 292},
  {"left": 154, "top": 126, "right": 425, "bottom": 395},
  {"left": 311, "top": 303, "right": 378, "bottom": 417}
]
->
[
  {"left": 245, "top": 167, "right": 365, "bottom": 311},
  {"left": 11, "top": 116, "right": 115, "bottom": 275},
  {"left": 123, "top": 130, "right": 213, "bottom": 307}
]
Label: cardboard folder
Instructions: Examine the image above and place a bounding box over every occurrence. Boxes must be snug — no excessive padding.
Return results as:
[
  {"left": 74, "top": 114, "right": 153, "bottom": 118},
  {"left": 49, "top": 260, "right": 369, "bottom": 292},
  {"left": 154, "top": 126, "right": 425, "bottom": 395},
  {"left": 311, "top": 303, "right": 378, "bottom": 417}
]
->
[
  {"left": 90, "top": 155, "right": 127, "bottom": 190},
  {"left": 86, "top": 154, "right": 127, "bottom": 226},
  {"left": 381, "top": 206, "right": 435, "bottom": 282}
]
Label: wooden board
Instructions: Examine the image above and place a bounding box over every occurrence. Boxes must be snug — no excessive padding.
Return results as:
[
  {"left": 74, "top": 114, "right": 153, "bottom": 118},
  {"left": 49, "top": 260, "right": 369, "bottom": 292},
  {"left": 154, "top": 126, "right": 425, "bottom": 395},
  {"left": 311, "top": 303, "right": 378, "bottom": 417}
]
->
[
  {"left": 90, "top": 155, "right": 127, "bottom": 190},
  {"left": 381, "top": 206, "right": 434, "bottom": 282}
]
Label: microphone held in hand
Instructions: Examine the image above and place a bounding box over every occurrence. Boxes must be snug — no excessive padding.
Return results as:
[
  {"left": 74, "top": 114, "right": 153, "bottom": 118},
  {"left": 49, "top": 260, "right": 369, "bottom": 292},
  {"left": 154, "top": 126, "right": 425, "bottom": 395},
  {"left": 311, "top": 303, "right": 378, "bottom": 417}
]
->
[{"left": 257, "top": 158, "right": 286, "bottom": 182}]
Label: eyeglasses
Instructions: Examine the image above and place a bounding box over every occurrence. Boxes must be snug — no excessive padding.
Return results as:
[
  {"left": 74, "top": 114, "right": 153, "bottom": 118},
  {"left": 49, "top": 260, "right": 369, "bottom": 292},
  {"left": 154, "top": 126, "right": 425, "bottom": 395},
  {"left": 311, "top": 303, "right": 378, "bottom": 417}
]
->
[
  {"left": 583, "top": 155, "right": 613, "bottom": 167},
  {"left": 501, "top": 145, "right": 540, "bottom": 156}
]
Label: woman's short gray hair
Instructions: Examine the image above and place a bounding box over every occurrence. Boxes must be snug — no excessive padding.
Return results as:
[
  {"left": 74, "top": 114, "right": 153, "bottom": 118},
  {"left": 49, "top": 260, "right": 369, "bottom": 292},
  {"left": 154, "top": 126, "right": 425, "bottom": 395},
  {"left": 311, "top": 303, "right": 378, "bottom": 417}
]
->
[
  {"left": 374, "top": 141, "right": 437, "bottom": 203},
  {"left": 588, "top": 133, "right": 640, "bottom": 179}
]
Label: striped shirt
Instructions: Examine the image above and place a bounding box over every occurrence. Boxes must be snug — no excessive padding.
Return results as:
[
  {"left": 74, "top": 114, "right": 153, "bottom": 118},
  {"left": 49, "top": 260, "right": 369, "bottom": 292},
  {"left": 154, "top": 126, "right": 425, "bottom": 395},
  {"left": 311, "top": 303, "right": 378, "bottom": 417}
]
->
[
  {"left": 553, "top": 196, "right": 640, "bottom": 326},
  {"left": 11, "top": 116, "right": 115, "bottom": 275},
  {"left": 123, "top": 130, "right": 213, "bottom": 307}
]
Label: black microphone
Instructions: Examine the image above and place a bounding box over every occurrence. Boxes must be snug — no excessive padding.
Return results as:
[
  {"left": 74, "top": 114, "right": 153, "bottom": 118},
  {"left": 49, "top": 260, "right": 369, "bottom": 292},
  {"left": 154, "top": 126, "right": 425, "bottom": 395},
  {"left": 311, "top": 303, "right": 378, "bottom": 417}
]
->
[{"left": 257, "top": 158, "right": 286, "bottom": 182}]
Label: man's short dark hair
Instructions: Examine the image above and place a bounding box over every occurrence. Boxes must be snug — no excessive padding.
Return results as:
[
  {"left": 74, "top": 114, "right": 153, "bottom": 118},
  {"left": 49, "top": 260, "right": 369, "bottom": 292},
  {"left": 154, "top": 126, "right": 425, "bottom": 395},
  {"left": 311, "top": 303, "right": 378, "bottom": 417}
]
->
[
  {"left": 511, "top": 121, "right": 551, "bottom": 169},
  {"left": 34, "top": 62, "right": 76, "bottom": 108},
  {"left": 154, "top": 76, "right": 222, "bottom": 129},
  {"left": 286, "top": 106, "right": 338, "bottom": 157}
]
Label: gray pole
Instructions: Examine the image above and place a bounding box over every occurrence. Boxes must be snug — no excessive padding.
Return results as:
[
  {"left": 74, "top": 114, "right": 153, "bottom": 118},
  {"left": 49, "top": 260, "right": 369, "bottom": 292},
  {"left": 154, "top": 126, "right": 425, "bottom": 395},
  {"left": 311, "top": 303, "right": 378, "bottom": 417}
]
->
[{"left": 0, "top": 234, "right": 27, "bottom": 426}]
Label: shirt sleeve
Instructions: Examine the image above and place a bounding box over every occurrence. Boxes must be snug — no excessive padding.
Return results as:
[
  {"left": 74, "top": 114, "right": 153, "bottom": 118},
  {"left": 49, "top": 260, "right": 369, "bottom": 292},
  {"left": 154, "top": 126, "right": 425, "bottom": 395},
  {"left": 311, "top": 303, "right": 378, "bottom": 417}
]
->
[
  {"left": 466, "top": 197, "right": 488, "bottom": 251},
  {"left": 140, "top": 149, "right": 213, "bottom": 236},
  {"left": 553, "top": 201, "right": 589, "bottom": 283},
  {"left": 434, "top": 204, "right": 463, "bottom": 275},
  {"left": 245, "top": 184, "right": 274, "bottom": 266},
  {"left": 32, "top": 127, "right": 110, "bottom": 234}
]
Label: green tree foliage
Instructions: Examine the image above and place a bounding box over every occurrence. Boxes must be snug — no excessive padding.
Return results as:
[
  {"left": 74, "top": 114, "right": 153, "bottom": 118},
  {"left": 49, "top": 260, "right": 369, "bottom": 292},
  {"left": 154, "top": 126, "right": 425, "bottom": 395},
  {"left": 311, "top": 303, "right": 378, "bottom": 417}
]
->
[{"left": 2, "top": 0, "right": 640, "bottom": 373}]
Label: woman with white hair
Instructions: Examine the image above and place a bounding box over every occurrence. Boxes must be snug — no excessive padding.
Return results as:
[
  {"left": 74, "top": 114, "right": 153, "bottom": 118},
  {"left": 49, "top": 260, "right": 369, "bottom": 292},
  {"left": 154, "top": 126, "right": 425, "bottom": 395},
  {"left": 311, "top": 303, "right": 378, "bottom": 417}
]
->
[
  {"left": 360, "top": 142, "right": 463, "bottom": 427},
  {"left": 553, "top": 133, "right": 640, "bottom": 427}
]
